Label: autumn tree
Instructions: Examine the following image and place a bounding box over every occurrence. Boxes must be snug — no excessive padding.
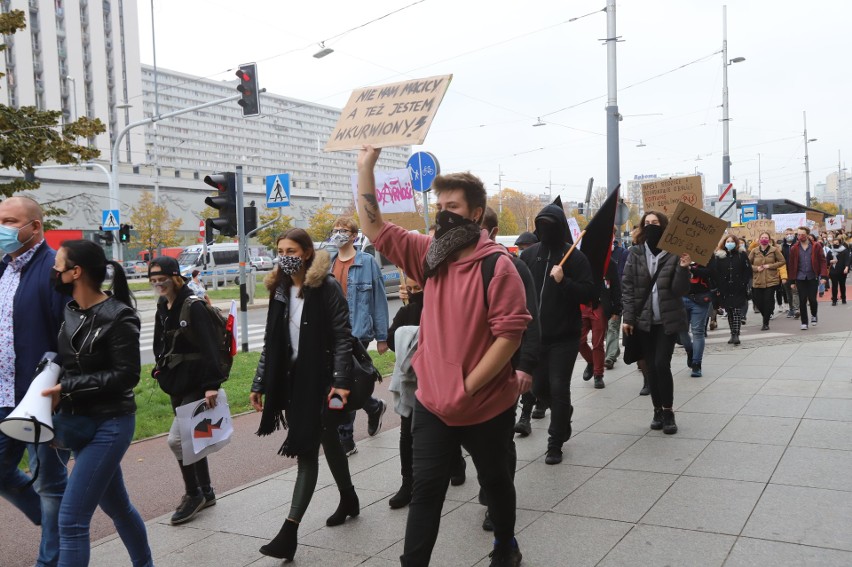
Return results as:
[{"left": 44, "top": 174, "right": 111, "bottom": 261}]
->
[
  {"left": 487, "top": 188, "right": 542, "bottom": 232},
  {"left": 809, "top": 200, "right": 840, "bottom": 216},
  {"left": 0, "top": 9, "right": 105, "bottom": 224},
  {"left": 497, "top": 208, "right": 520, "bottom": 235},
  {"left": 255, "top": 207, "right": 294, "bottom": 250},
  {"left": 130, "top": 192, "right": 183, "bottom": 254},
  {"left": 588, "top": 186, "right": 609, "bottom": 213},
  {"left": 306, "top": 203, "right": 336, "bottom": 242},
  {"left": 195, "top": 204, "right": 231, "bottom": 244}
]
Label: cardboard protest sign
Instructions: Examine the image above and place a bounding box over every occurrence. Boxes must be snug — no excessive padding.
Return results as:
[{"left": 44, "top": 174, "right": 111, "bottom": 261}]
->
[
  {"left": 805, "top": 211, "right": 824, "bottom": 226},
  {"left": 727, "top": 226, "right": 750, "bottom": 240},
  {"left": 772, "top": 213, "right": 806, "bottom": 233},
  {"left": 641, "top": 175, "right": 703, "bottom": 217},
  {"left": 745, "top": 219, "right": 777, "bottom": 241},
  {"left": 326, "top": 74, "right": 453, "bottom": 151},
  {"left": 351, "top": 169, "right": 417, "bottom": 214},
  {"left": 658, "top": 202, "right": 727, "bottom": 265}
]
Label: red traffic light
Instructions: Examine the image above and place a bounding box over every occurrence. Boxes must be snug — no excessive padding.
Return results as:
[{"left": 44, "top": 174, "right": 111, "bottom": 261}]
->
[{"left": 235, "top": 63, "right": 260, "bottom": 117}]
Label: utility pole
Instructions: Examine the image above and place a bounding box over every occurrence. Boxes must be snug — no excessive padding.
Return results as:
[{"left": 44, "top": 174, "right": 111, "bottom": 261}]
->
[
  {"left": 604, "top": 0, "right": 621, "bottom": 196},
  {"left": 497, "top": 165, "right": 504, "bottom": 214},
  {"left": 758, "top": 153, "right": 762, "bottom": 201},
  {"left": 804, "top": 110, "right": 814, "bottom": 207},
  {"left": 722, "top": 5, "right": 731, "bottom": 185},
  {"left": 235, "top": 165, "right": 249, "bottom": 353}
]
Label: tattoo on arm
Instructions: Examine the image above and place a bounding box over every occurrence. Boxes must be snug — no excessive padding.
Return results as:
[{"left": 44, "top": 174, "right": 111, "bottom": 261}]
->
[{"left": 361, "top": 193, "right": 379, "bottom": 224}]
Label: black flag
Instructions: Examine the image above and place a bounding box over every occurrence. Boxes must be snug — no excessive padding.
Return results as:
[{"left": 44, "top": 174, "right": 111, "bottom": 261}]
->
[{"left": 579, "top": 185, "right": 620, "bottom": 283}]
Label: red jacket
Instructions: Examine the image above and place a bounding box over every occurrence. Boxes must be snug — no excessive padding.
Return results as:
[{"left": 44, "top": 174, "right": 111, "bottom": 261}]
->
[{"left": 787, "top": 241, "right": 828, "bottom": 280}]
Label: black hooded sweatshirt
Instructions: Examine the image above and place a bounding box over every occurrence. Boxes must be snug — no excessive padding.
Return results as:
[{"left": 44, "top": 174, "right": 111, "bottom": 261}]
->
[{"left": 520, "top": 202, "right": 596, "bottom": 344}]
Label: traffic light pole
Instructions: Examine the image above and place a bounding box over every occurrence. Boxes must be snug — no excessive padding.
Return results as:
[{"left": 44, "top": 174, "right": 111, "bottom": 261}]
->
[{"left": 235, "top": 165, "right": 250, "bottom": 353}]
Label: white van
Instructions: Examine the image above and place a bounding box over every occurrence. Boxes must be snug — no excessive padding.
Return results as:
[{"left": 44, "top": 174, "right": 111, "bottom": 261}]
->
[{"left": 177, "top": 243, "right": 254, "bottom": 286}]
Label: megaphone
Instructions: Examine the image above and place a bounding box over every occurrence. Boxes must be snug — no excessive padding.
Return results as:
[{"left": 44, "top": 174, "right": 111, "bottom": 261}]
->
[{"left": 0, "top": 353, "right": 60, "bottom": 444}]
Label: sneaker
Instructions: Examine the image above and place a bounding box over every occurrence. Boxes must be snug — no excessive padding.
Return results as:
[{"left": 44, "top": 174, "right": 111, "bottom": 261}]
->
[
  {"left": 832, "top": 300, "right": 838, "bottom": 306},
  {"left": 811, "top": 315, "right": 818, "bottom": 326},
  {"left": 341, "top": 436, "right": 357, "bottom": 456},
  {"left": 367, "top": 399, "right": 387, "bottom": 436},
  {"left": 650, "top": 408, "right": 664, "bottom": 430},
  {"left": 489, "top": 539, "right": 522, "bottom": 567},
  {"left": 662, "top": 410, "right": 678, "bottom": 435},
  {"left": 545, "top": 447, "right": 563, "bottom": 465},
  {"left": 594, "top": 376, "right": 605, "bottom": 389},
  {"left": 170, "top": 492, "right": 206, "bottom": 525},
  {"left": 202, "top": 488, "right": 216, "bottom": 509},
  {"left": 482, "top": 510, "right": 494, "bottom": 532},
  {"left": 582, "top": 363, "right": 593, "bottom": 381},
  {"left": 531, "top": 405, "right": 547, "bottom": 419},
  {"left": 786, "top": 310, "right": 794, "bottom": 318},
  {"left": 513, "top": 415, "right": 532, "bottom": 437},
  {"left": 801, "top": 323, "right": 808, "bottom": 331},
  {"left": 604, "top": 359, "right": 615, "bottom": 370},
  {"left": 691, "top": 365, "right": 702, "bottom": 378}
]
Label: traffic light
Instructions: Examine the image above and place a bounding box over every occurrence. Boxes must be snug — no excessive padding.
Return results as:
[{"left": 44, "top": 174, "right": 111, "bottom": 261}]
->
[
  {"left": 235, "top": 63, "right": 260, "bottom": 117},
  {"left": 204, "top": 172, "right": 237, "bottom": 238},
  {"left": 96, "top": 226, "right": 114, "bottom": 245},
  {"left": 577, "top": 203, "right": 585, "bottom": 216},
  {"left": 119, "top": 224, "right": 132, "bottom": 244},
  {"left": 244, "top": 201, "right": 258, "bottom": 234}
]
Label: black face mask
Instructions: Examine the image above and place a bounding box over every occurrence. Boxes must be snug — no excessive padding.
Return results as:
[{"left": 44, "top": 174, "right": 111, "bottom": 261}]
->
[
  {"left": 644, "top": 224, "right": 664, "bottom": 253},
  {"left": 408, "top": 291, "right": 423, "bottom": 305},
  {"left": 536, "top": 219, "right": 563, "bottom": 245},
  {"left": 434, "top": 210, "right": 475, "bottom": 239},
  {"left": 51, "top": 267, "right": 75, "bottom": 296}
]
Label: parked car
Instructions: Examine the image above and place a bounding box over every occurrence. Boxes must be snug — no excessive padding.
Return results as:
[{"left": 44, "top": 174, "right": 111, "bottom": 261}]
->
[
  {"left": 250, "top": 255, "right": 274, "bottom": 271},
  {"left": 121, "top": 261, "right": 137, "bottom": 275}
]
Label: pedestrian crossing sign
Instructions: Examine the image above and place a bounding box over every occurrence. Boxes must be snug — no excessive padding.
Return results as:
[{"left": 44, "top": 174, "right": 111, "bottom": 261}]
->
[
  {"left": 266, "top": 173, "right": 290, "bottom": 208},
  {"left": 102, "top": 209, "right": 120, "bottom": 230}
]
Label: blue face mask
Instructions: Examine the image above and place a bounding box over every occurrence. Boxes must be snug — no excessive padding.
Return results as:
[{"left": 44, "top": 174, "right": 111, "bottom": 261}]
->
[
  {"left": 0, "top": 221, "right": 35, "bottom": 254},
  {"left": 725, "top": 242, "right": 736, "bottom": 251}
]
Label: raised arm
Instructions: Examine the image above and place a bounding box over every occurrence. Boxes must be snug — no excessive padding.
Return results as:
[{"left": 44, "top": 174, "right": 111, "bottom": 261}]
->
[{"left": 356, "top": 145, "right": 385, "bottom": 241}]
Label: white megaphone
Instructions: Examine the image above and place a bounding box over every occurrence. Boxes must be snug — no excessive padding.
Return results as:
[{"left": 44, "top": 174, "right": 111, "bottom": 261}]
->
[{"left": 0, "top": 353, "right": 60, "bottom": 444}]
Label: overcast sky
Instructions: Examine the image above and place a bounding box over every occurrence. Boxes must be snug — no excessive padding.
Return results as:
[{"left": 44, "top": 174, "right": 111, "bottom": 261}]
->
[{"left": 138, "top": 0, "right": 852, "bottom": 206}]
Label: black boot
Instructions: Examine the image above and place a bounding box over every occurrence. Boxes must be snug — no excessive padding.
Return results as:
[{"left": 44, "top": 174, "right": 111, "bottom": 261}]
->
[
  {"left": 260, "top": 519, "right": 298, "bottom": 560},
  {"left": 326, "top": 485, "right": 360, "bottom": 526},
  {"left": 732, "top": 334, "right": 741, "bottom": 345},
  {"left": 389, "top": 477, "right": 412, "bottom": 509},
  {"left": 450, "top": 453, "right": 466, "bottom": 486},
  {"left": 639, "top": 371, "right": 650, "bottom": 396},
  {"left": 194, "top": 457, "right": 216, "bottom": 508},
  {"left": 650, "top": 408, "right": 664, "bottom": 430}
]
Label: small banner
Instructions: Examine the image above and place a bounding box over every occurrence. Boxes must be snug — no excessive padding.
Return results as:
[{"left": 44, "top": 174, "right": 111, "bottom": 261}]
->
[{"left": 175, "top": 389, "right": 233, "bottom": 465}]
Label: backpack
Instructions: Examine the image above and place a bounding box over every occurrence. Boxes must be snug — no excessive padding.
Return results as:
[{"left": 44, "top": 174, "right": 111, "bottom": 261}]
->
[{"left": 162, "top": 295, "right": 234, "bottom": 379}]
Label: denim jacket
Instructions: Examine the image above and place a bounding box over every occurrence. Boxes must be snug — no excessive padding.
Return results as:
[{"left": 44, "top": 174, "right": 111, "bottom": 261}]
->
[{"left": 329, "top": 249, "right": 389, "bottom": 343}]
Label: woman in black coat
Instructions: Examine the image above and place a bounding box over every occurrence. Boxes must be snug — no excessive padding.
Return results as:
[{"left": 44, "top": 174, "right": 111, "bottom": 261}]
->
[
  {"left": 250, "top": 228, "right": 354, "bottom": 561},
  {"left": 709, "top": 234, "right": 752, "bottom": 345},
  {"left": 826, "top": 236, "right": 850, "bottom": 305}
]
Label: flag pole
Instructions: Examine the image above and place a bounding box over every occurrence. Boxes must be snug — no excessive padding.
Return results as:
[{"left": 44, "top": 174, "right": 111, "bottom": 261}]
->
[{"left": 558, "top": 230, "right": 586, "bottom": 267}]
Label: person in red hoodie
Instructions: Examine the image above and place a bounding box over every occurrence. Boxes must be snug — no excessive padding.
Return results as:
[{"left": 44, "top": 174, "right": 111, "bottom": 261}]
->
[
  {"left": 356, "top": 146, "right": 530, "bottom": 567},
  {"left": 787, "top": 226, "right": 828, "bottom": 330}
]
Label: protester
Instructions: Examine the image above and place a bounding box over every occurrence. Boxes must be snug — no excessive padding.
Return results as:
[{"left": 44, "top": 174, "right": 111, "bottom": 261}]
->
[
  {"left": 327, "top": 216, "right": 390, "bottom": 457},
  {"left": 43, "top": 240, "right": 152, "bottom": 567},
  {"left": 709, "top": 234, "right": 751, "bottom": 345},
  {"left": 150, "top": 256, "right": 228, "bottom": 525},
  {"left": 604, "top": 234, "right": 628, "bottom": 369},
  {"left": 187, "top": 269, "right": 212, "bottom": 305},
  {"left": 356, "top": 146, "right": 531, "bottom": 567},
  {"left": 780, "top": 228, "right": 800, "bottom": 318},
  {"left": 826, "top": 236, "right": 850, "bottom": 305},
  {"left": 251, "top": 229, "right": 357, "bottom": 561},
  {"left": 787, "top": 226, "right": 828, "bottom": 330},
  {"left": 579, "top": 259, "right": 621, "bottom": 389},
  {"left": 513, "top": 232, "right": 538, "bottom": 253},
  {"left": 0, "top": 196, "right": 68, "bottom": 567},
  {"left": 748, "top": 231, "right": 786, "bottom": 331},
  {"left": 678, "top": 260, "right": 714, "bottom": 378},
  {"left": 520, "top": 197, "right": 595, "bottom": 463},
  {"left": 621, "top": 211, "right": 690, "bottom": 435}
]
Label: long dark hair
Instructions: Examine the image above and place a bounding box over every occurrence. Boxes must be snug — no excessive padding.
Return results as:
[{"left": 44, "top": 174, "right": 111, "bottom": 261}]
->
[
  {"left": 269, "top": 228, "right": 315, "bottom": 295},
  {"left": 61, "top": 239, "right": 135, "bottom": 308},
  {"left": 634, "top": 210, "right": 669, "bottom": 245}
]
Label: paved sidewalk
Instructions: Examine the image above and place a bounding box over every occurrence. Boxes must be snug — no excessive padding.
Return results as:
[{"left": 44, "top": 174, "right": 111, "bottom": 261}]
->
[{"left": 88, "top": 327, "right": 852, "bottom": 566}]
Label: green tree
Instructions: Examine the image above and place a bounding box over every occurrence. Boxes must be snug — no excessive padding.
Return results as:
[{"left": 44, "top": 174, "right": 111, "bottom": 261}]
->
[
  {"left": 306, "top": 203, "right": 336, "bottom": 242},
  {"left": 0, "top": 10, "right": 105, "bottom": 225},
  {"left": 498, "top": 207, "right": 520, "bottom": 235},
  {"left": 255, "top": 207, "right": 294, "bottom": 250},
  {"left": 809, "top": 200, "right": 840, "bottom": 216},
  {"left": 129, "top": 192, "right": 183, "bottom": 254}
]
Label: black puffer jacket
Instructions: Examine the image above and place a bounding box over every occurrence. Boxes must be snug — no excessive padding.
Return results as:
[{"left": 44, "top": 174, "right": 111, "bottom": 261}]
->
[
  {"left": 709, "top": 249, "right": 752, "bottom": 308},
  {"left": 621, "top": 245, "right": 690, "bottom": 335},
  {"left": 57, "top": 295, "right": 140, "bottom": 418}
]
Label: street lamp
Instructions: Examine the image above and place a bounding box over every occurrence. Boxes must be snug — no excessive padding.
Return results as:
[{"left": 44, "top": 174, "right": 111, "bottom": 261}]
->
[
  {"left": 804, "top": 110, "right": 817, "bottom": 206},
  {"left": 313, "top": 42, "right": 334, "bottom": 59},
  {"left": 721, "top": 5, "right": 745, "bottom": 186}
]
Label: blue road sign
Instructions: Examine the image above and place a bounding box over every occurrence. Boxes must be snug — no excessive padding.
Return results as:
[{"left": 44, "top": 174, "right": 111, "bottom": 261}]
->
[
  {"left": 266, "top": 173, "right": 291, "bottom": 207},
  {"left": 102, "top": 209, "right": 120, "bottom": 230},
  {"left": 741, "top": 203, "right": 758, "bottom": 223},
  {"left": 407, "top": 152, "right": 440, "bottom": 193}
]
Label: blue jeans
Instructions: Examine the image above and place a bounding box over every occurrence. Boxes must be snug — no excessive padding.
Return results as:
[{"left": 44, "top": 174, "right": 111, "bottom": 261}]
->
[
  {"left": 338, "top": 396, "right": 382, "bottom": 440},
  {"left": 58, "top": 414, "right": 152, "bottom": 567},
  {"left": 0, "top": 406, "right": 69, "bottom": 567},
  {"left": 678, "top": 297, "right": 712, "bottom": 367}
]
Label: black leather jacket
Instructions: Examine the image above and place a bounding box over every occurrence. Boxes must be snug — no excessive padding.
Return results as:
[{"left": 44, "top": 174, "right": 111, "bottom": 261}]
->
[{"left": 57, "top": 295, "right": 141, "bottom": 417}]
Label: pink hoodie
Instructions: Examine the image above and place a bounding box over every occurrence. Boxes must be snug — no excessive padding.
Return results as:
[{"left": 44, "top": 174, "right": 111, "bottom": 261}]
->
[{"left": 373, "top": 222, "right": 531, "bottom": 426}]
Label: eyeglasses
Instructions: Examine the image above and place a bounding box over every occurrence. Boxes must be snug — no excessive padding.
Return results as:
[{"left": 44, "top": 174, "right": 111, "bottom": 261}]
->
[{"left": 331, "top": 229, "right": 350, "bottom": 235}]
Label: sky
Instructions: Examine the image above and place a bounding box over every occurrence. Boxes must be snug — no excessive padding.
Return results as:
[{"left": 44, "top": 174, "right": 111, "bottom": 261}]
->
[{"left": 137, "top": 0, "right": 852, "bottom": 207}]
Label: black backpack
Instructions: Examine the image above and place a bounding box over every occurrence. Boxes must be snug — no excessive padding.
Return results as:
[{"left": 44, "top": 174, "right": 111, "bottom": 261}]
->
[{"left": 162, "top": 295, "right": 234, "bottom": 379}]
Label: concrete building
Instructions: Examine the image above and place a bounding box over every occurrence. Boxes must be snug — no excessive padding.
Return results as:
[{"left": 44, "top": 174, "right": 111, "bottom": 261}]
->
[{"left": 1, "top": 0, "right": 146, "bottom": 162}]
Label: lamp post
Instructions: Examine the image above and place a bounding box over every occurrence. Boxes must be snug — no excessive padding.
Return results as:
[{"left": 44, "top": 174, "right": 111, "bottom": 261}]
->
[
  {"left": 604, "top": 0, "right": 620, "bottom": 196},
  {"left": 721, "top": 5, "right": 745, "bottom": 186},
  {"left": 803, "top": 111, "right": 817, "bottom": 206}
]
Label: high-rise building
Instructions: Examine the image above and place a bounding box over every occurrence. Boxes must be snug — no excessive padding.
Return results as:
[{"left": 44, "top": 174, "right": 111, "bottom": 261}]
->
[{"left": 1, "top": 0, "right": 145, "bottom": 160}]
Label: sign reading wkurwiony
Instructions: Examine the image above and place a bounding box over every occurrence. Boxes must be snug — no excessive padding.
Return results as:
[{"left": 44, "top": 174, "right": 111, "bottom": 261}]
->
[{"left": 325, "top": 74, "right": 452, "bottom": 152}]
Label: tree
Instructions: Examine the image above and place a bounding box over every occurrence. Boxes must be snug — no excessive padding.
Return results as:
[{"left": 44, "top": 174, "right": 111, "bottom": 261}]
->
[
  {"left": 0, "top": 10, "right": 105, "bottom": 222},
  {"left": 129, "top": 192, "right": 183, "bottom": 254},
  {"left": 568, "top": 208, "right": 589, "bottom": 230},
  {"left": 588, "top": 186, "right": 609, "bottom": 213},
  {"left": 255, "top": 208, "right": 294, "bottom": 250},
  {"left": 809, "top": 200, "right": 840, "bottom": 216},
  {"left": 498, "top": 207, "right": 520, "bottom": 235},
  {"left": 306, "top": 203, "right": 336, "bottom": 242},
  {"left": 488, "top": 188, "right": 542, "bottom": 232}
]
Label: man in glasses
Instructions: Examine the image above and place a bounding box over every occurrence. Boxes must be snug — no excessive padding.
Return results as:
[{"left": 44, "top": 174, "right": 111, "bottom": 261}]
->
[{"left": 327, "top": 216, "right": 389, "bottom": 456}]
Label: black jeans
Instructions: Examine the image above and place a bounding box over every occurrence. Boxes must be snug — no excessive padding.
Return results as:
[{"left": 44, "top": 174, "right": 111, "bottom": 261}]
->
[
  {"left": 796, "top": 279, "right": 820, "bottom": 323},
  {"left": 830, "top": 273, "right": 848, "bottom": 302},
  {"left": 401, "top": 400, "right": 516, "bottom": 566},
  {"left": 532, "top": 341, "right": 580, "bottom": 447},
  {"left": 752, "top": 287, "right": 775, "bottom": 326},
  {"left": 636, "top": 324, "right": 676, "bottom": 409}
]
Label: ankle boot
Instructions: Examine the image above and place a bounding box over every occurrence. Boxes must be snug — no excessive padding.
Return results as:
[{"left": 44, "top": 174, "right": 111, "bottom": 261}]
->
[
  {"left": 260, "top": 519, "right": 298, "bottom": 560},
  {"left": 326, "top": 485, "right": 360, "bottom": 526},
  {"left": 639, "top": 371, "right": 650, "bottom": 396},
  {"left": 389, "top": 476, "right": 412, "bottom": 509}
]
